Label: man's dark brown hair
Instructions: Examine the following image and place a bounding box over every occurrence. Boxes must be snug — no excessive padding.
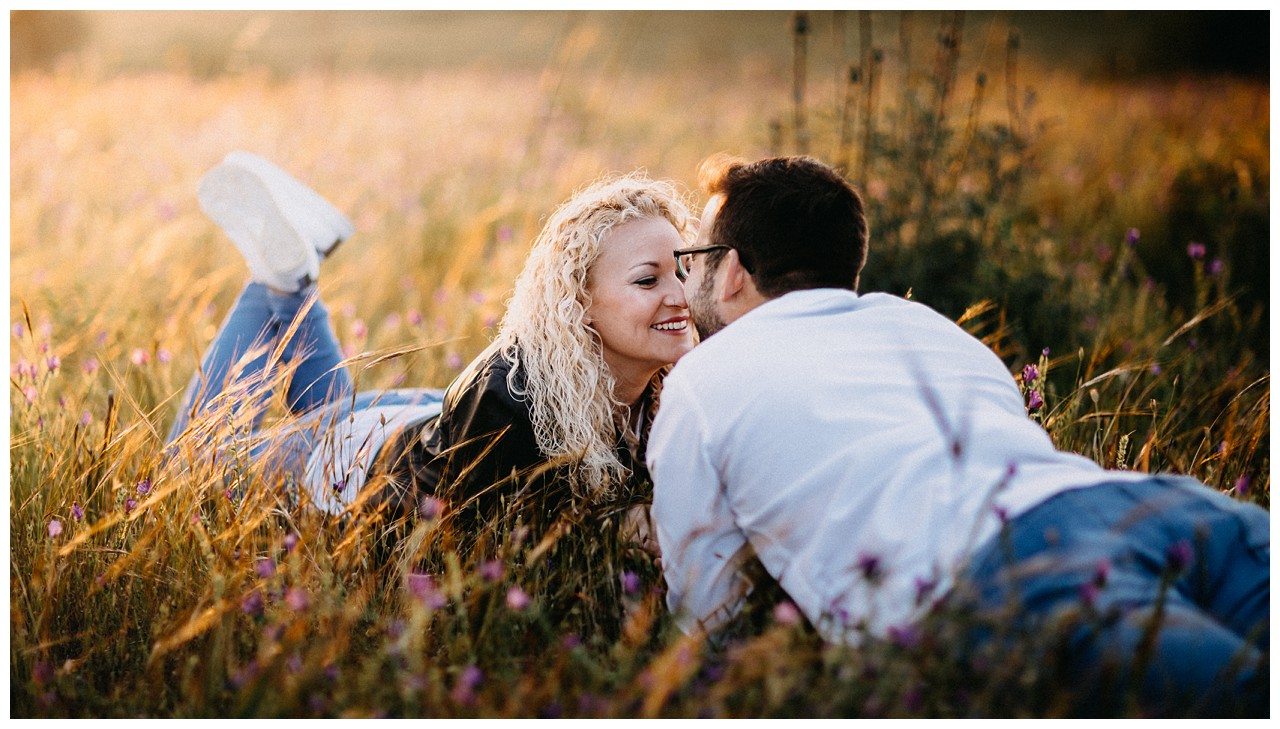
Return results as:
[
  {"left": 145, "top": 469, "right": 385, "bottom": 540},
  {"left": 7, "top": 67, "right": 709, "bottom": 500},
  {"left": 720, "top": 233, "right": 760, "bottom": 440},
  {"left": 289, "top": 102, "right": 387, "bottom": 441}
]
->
[{"left": 697, "top": 154, "right": 869, "bottom": 297}]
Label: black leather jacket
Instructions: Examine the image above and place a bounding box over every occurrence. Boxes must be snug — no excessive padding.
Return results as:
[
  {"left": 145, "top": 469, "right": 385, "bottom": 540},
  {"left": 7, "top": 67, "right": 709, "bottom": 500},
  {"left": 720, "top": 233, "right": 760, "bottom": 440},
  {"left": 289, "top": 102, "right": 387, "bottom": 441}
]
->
[{"left": 372, "top": 341, "right": 652, "bottom": 537}]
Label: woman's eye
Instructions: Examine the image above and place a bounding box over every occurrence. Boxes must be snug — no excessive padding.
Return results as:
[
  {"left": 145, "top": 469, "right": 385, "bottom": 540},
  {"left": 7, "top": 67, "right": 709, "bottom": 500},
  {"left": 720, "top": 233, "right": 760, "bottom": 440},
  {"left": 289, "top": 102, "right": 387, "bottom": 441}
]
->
[{"left": 635, "top": 277, "right": 658, "bottom": 287}]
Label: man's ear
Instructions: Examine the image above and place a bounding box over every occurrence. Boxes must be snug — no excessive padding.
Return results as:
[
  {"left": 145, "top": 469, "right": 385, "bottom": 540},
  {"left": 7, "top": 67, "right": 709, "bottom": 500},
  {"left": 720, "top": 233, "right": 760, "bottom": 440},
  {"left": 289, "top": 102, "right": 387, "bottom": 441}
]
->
[{"left": 719, "top": 248, "right": 749, "bottom": 303}]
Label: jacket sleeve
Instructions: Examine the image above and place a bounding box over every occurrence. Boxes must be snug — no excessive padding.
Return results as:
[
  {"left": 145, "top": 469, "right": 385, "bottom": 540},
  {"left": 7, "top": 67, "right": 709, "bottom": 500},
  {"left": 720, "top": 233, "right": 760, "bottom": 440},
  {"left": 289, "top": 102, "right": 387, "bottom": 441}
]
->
[
  {"left": 433, "top": 357, "right": 545, "bottom": 515},
  {"left": 648, "top": 373, "right": 755, "bottom": 637}
]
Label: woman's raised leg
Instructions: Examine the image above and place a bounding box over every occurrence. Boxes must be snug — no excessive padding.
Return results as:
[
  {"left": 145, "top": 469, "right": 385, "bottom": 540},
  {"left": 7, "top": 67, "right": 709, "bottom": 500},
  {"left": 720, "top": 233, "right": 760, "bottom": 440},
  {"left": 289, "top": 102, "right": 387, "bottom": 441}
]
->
[{"left": 166, "top": 152, "right": 356, "bottom": 444}]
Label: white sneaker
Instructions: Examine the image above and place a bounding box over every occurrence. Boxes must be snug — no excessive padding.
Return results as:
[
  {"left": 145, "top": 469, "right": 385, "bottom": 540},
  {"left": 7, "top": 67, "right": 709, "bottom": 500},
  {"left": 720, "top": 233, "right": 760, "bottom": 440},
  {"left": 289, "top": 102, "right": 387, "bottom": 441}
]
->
[
  {"left": 198, "top": 159, "right": 317, "bottom": 293},
  {"left": 221, "top": 151, "right": 355, "bottom": 259}
]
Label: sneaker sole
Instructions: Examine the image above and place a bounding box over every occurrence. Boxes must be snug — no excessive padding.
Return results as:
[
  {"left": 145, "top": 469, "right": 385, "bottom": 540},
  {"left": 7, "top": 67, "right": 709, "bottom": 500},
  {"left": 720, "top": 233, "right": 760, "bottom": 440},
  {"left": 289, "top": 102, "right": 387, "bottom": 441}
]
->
[
  {"left": 223, "top": 151, "right": 354, "bottom": 258},
  {"left": 198, "top": 163, "right": 317, "bottom": 292}
]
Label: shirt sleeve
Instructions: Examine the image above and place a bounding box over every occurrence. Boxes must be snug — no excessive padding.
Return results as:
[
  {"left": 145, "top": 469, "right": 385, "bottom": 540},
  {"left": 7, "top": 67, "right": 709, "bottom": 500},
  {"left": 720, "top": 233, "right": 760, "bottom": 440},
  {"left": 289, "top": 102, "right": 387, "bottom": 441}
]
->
[{"left": 648, "top": 373, "right": 755, "bottom": 637}]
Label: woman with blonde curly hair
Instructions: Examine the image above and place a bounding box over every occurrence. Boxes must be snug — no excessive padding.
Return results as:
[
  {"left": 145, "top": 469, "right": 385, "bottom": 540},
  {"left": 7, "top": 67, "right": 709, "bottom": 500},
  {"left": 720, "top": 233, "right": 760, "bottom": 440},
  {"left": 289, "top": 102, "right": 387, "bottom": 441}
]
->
[{"left": 167, "top": 151, "right": 695, "bottom": 554}]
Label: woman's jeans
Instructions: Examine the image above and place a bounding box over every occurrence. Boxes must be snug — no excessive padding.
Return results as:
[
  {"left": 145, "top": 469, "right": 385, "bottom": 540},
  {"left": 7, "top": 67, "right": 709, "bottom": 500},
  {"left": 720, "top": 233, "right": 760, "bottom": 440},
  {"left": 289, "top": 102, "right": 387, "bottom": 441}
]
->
[
  {"left": 166, "top": 282, "right": 440, "bottom": 485},
  {"left": 963, "top": 476, "right": 1269, "bottom": 716}
]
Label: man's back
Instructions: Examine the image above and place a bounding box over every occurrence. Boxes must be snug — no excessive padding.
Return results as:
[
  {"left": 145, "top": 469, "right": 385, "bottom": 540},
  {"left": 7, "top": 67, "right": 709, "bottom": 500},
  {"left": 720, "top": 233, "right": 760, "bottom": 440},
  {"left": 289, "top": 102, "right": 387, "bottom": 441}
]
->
[{"left": 650, "top": 288, "right": 1140, "bottom": 641}]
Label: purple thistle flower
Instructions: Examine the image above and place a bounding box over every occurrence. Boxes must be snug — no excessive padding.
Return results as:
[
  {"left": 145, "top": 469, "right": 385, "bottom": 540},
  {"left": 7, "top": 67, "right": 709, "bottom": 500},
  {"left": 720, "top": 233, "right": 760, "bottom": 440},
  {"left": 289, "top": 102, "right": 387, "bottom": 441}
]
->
[
  {"left": 419, "top": 495, "right": 444, "bottom": 520},
  {"left": 621, "top": 570, "right": 641, "bottom": 596},
  {"left": 772, "top": 601, "right": 802, "bottom": 625},
  {"left": 1233, "top": 475, "right": 1251, "bottom": 497},
  {"left": 451, "top": 665, "right": 484, "bottom": 706},
  {"left": 1186, "top": 241, "right": 1206, "bottom": 260},
  {"left": 1149, "top": 362, "right": 1163, "bottom": 375},
  {"left": 856, "top": 552, "right": 884, "bottom": 583},
  {"left": 136, "top": 477, "right": 151, "bottom": 495},
  {"left": 1093, "top": 558, "right": 1111, "bottom": 587},
  {"left": 351, "top": 319, "right": 367, "bottom": 340},
  {"left": 407, "top": 309, "right": 423, "bottom": 327},
  {"left": 1078, "top": 581, "right": 1099, "bottom": 608},
  {"left": 1027, "top": 390, "right": 1044, "bottom": 412},
  {"left": 80, "top": 410, "right": 92, "bottom": 427},
  {"left": 562, "top": 633, "right": 581, "bottom": 650},
  {"left": 1165, "top": 539, "right": 1195, "bottom": 572},
  {"left": 1208, "top": 258, "right": 1224, "bottom": 276},
  {"left": 505, "top": 585, "right": 531, "bottom": 611},
  {"left": 71, "top": 502, "right": 84, "bottom": 521},
  {"left": 23, "top": 386, "right": 38, "bottom": 405},
  {"left": 230, "top": 661, "right": 260, "bottom": 689},
  {"left": 1021, "top": 363, "right": 1039, "bottom": 383},
  {"left": 1124, "top": 228, "right": 1140, "bottom": 247},
  {"left": 45, "top": 355, "right": 60, "bottom": 373},
  {"left": 83, "top": 357, "right": 99, "bottom": 375},
  {"left": 888, "top": 623, "right": 922, "bottom": 650},
  {"left": 903, "top": 685, "right": 924, "bottom": 713},
  {"left": 459, "top": 664, "right": 484, "bottom": 690},
  {"left": 406, "top": 572, "right": 447, "bottom": 609},
  {"left": 447, "top": 352, "right": 464, "bottom": 370},
  {"left": 157, "top": 349, "right": 171, "bottom": 365},
  {"left": 48, "top": 519, "right": 63, "bottom": 538},
  {"left": 913, "top": 576, "right": 939, "bottom": 605},
  {"left": 283, "top": 531, "right": 299, "bottom": 552},
  {"left": 478, "top": 559, "right": 505, "bottom": 582},
  {"left": 124, "top": 497, "right": 137, "bottom": 513},
  {"left": 33, "top": 660, "right": 54, "bottom": 684},
  {"left": 470, "top": 291, "right": 486, "bottom": 304},
  {"left": 12, "top": 321, "right": 25, "bottom": 339},
  {"left": 256, "top": 558, "right": 277, "bottom": 578},
  {"left": 285, "top": 588, "right": 310, "bottom": 612},
  {"left": 240, "top": 589, "right": 264, "bottom": 615},
  {"left": 1041, "top": 347, "right": 1050, "bottom": 358},
  {"left": 286, "top": 653, "right": 304, "bottom": 674}
]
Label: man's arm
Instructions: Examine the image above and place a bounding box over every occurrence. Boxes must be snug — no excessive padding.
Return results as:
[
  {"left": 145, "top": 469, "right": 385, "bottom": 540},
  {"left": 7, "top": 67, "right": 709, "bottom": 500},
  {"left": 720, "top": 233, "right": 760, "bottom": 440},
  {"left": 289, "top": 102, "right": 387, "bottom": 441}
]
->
[{"left": 648, "top": 375, "right": 755, "bottom": 637}]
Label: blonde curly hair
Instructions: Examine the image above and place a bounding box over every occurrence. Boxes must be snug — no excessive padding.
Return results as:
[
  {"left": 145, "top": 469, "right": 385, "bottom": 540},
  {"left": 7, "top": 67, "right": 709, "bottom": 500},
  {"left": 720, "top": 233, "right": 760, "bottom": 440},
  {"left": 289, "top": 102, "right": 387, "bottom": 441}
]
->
[{"left": 494, "top": 172, "right": 695, "bottom": 501}]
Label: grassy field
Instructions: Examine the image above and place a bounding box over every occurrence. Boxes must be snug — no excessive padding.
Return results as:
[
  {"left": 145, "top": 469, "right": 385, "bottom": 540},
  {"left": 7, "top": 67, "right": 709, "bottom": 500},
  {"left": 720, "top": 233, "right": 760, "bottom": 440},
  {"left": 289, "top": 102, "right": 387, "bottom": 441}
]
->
[{"left": 10, "top": 10, "right": 1270, "bottom": 718}]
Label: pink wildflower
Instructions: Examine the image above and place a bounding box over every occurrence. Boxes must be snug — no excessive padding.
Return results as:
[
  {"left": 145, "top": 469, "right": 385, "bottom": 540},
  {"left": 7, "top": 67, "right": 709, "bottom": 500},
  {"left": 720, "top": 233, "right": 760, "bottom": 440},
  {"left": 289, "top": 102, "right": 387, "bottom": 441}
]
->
[
  {"left": 83, "top": 357, "right": 99, "bottom": 375},
  {"left": 285, "top": 588, "right": 310, "bottom": 612},
  {"left": 71, "top": 502, "right": 84, "bottom": 521},
  {"left": 772, "top": 601, "right": 802, "bottom": 625},
  {"left": 130, "top": 349, "right": 149, "bottom": 366},
  {"left": 505, "top": 585, "right": 531, "bottom": 611},
  {"left": 48, "top": 519, "right": 63, "bottom": 538}
]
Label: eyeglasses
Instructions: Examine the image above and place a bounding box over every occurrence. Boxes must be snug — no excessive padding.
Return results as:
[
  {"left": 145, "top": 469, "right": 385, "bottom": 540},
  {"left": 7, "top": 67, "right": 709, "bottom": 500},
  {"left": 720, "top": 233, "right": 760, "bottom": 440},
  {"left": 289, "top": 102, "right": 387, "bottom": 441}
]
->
[{"left": 673, "top": 244, "right": 731, "bottom": 282}]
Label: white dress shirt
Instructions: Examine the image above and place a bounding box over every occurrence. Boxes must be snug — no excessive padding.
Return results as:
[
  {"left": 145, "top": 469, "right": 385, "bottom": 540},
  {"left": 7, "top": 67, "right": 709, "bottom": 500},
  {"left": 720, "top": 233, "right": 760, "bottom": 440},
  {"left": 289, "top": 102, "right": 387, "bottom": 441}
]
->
[{"left": 649, "top": 289, "right": 1147, "bottom": 643}]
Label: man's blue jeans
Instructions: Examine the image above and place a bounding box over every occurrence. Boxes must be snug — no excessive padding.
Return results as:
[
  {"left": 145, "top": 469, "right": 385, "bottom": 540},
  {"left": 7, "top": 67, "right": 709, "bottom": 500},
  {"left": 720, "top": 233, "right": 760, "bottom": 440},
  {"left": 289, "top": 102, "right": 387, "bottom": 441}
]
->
[{"left": 963, "top": 476, "right": 1269, "bottom": 716}]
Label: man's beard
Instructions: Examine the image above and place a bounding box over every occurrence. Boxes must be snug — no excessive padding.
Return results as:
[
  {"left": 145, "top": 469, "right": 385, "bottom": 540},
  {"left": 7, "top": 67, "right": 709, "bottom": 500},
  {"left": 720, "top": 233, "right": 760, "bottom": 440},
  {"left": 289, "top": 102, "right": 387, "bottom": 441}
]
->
[{"left": 688, "top": 272, "right": 727, "bottom": 341}]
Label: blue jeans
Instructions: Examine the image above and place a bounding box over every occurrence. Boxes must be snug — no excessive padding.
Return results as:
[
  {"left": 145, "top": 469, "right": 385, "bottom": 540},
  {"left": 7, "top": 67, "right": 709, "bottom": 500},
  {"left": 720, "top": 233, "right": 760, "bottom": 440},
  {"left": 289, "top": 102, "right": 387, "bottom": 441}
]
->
[
  {"left": 964, "top": 476, "right": 1269, "bottom": 716},
  {"left": 167, "top": 282, "right": 442, "bottom": 483}
]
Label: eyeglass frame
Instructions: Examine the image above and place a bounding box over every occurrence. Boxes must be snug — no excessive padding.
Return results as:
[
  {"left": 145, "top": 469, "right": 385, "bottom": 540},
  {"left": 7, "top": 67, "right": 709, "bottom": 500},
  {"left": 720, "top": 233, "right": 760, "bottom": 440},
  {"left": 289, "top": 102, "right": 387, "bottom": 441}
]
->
[{"left": 674, "top": 244, "right": 750, "bottom": 282}]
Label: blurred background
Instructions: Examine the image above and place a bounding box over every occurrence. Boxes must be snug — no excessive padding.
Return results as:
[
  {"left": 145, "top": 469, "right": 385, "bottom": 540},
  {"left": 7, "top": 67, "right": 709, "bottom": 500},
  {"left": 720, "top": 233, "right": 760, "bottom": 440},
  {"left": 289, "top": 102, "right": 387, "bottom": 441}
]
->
[
  {"left": 11, "top": 10, "right": 1270, "bottom": 78},
  {"left": 10, "top": 9, "right": 1270, "bottom": 382}
]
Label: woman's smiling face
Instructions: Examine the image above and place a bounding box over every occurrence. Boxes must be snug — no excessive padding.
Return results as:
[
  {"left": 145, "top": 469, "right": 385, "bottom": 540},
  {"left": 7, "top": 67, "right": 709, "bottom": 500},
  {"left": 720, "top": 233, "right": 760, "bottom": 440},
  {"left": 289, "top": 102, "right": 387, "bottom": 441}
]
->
[{"left": 586, "top": 216, "right": 693, "bottom": 393}]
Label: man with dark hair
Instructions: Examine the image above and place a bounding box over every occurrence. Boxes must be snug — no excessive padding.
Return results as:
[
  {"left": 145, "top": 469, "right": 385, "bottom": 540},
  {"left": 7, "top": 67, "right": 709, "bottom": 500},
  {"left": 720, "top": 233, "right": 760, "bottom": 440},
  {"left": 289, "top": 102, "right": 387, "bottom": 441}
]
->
[{"left": 649, "top": 154, "right": 1268, "bottom": 715}]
